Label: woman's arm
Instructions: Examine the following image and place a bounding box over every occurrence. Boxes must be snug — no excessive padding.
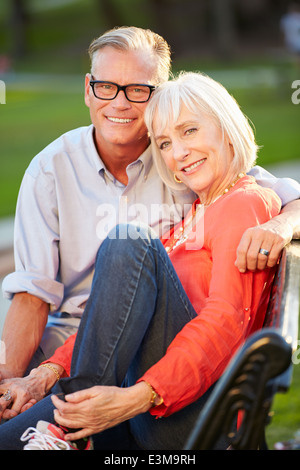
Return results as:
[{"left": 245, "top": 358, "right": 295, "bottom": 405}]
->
[{"left": 41, "top": 333, "right": 77, "bottom": 377}]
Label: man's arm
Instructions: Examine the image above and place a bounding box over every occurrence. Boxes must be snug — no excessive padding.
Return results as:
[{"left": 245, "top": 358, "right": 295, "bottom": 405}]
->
[
  {"left": 0, "top": 292, "right": 49, "bottom": 379},
  {"left": 281, "top": 199, "right": 300, "bottom": 239},
  {"left": 235, "top": 199, "right": 300, "bottom": 272}
]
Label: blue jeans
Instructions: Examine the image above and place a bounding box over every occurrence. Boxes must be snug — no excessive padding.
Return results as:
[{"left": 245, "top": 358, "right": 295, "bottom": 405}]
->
[{"left": 0, "top": 223, "right": 217, "bottom": 450}]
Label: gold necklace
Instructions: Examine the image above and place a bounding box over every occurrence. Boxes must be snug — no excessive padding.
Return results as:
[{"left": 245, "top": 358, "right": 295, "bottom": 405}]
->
[
  {"left": 165, "top": 172, "right": 245, "bottom": 254},
  {"left": 221, "top": 172, "right": 246, "bottom": 195}
]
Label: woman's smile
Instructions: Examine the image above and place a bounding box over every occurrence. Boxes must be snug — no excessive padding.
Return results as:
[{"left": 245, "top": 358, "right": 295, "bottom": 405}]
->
[{"left": 180, "top": 158, "right": 207, "bottom": 174}]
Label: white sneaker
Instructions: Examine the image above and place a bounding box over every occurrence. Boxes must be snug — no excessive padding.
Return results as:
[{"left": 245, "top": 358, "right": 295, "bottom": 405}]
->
[
  {"left": 21, "top": 421, "right": 72, "bottom": 450},
  {"left": 20, "top": 420, "right": 93, "bottom": 450},
  {"left": 21, "top": 420, "right": 93, "bottom": 450}
]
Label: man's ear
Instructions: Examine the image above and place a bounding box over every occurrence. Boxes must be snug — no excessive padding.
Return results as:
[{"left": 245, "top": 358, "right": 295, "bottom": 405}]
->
[{"left": 84, "top": 73, "right": 91, "bottom": 108}]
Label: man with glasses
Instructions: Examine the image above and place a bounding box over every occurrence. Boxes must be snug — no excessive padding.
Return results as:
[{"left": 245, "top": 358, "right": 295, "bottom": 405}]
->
[
  {"left": 1, "top": 26, "right": 300, "bottom": 391},
  {"left": 89, "top": 78, "right": 156, "bottom": 103}
]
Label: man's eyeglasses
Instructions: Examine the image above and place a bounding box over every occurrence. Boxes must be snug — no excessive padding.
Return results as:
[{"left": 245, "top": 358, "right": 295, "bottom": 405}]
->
[{"left": 89, "top": 76, "right": 156, "bottom": 103}]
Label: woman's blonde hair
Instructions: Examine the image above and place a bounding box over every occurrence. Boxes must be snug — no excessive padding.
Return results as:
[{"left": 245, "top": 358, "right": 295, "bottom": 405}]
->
[
  {"left": 88, "top": 26, "right": 171, "bottom": 85},
  {"left": 145, "top": 71, "right": 259, "bottom": 191}
]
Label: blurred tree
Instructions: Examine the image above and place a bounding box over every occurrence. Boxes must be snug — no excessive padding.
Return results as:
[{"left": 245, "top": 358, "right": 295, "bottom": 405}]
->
[
  {"left": 149, "top": 0, "right": 207, "bottom": 57},
  {"left": 10, "top": 0, "right": 30, "bottom": 59},
  {"left": 97, "top": 0, "right": 125, "bottom": 28},
  {"left": 149, "top": 0, "right": 236, "bottom": 59},
  {"left": 2, "top": 0, "right": 296, "bottom": 70},
  {"left": 209, "top": 0, "right": 237, "bottom": 58}
]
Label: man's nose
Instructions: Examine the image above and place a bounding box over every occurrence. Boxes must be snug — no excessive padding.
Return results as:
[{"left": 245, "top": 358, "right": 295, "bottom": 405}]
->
[{"left": 112, "top": 89, "right": 131, "bottom": 108}]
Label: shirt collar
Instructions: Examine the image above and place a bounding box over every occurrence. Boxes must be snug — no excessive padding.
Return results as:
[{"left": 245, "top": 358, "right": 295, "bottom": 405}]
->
[
  {"left": 136, "top": 144, "right": 153, "bottom": 181},
  {"left": 89, "top": 125, "right": 153, "bottom": 184}
]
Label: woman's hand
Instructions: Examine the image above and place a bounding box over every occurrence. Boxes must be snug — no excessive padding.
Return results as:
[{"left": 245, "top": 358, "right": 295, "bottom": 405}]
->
[
  {"left": 236, "top": 199, "right": 300, "bottom": 273},
  {"left": 0, "top": 363, "right": 64, "bottom": 420},
  {"left": 235, "top": 217, "right": 293, "bottom": 273},
  {"left": 52, "top": 382, "right": 152, "bottom": 441}
]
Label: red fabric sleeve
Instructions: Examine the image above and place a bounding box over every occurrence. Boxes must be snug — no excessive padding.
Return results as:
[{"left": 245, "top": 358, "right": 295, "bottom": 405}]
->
[{"left": 42, "top": 333, "right": 77, "bottom": 376}]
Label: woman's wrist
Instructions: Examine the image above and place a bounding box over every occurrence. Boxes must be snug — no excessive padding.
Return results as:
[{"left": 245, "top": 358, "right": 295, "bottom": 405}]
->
[
  {"left": 136, "top": 380, "right": 164, "bottom": 409},
  {"left": 125, "top": 382, "right": 162, "bottom": 414},
  {"left": 38, "top": 363, "right": 61, "bottom": 382},
  {"left": 143, "top": 381, "right": 164, "bottom": 407},
  {"left": 30, "top": 362, "right": 65, "bottom": 393}
]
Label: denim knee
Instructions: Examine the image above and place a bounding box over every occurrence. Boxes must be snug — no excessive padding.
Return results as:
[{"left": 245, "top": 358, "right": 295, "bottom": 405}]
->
[
  {"left": 112, "top": 222, "right": 158, "bottom": 242},
  {"left": 97, "top": 223, "right": 158, "bottom": 256}
]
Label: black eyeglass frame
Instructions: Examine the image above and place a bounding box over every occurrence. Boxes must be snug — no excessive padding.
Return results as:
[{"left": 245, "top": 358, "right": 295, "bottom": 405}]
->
[{"left": 89, "top": 77, "right": 156, "bottom": 103}]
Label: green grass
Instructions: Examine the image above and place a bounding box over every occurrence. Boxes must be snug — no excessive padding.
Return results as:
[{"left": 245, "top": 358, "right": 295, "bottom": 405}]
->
[
  {"left": 239, "top": 90, "right": 300, "bottom": 166},
  {"left": 266, "top": 361, "right": 300, "bottom": 449}
]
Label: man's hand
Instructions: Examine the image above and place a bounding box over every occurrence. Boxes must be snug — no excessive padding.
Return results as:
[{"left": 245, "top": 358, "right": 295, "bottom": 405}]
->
[
  {"left": 235, "top": 217, "right": 293, "bottom": 273},
  {"left": 0, "top": 363, "right": 64, "bottom": 420}
]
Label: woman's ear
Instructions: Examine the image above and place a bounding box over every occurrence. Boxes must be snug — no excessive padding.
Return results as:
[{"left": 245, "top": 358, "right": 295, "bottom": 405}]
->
[{"left": 229, "top": 142, "right": 235, "bottom": 159}]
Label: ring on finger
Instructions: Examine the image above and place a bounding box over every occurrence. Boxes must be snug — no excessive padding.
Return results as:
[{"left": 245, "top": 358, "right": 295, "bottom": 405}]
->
[
  {"left": 2, "top": 389, "right": 12, "bottom": 401},
  {"left": 259, "top": 248, "right": 270, "bottom": 256}
]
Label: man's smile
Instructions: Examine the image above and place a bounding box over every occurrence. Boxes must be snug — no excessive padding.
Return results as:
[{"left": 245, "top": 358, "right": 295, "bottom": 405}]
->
[{"left": 106, "top": 117, "right": 135, "bottom": 124}]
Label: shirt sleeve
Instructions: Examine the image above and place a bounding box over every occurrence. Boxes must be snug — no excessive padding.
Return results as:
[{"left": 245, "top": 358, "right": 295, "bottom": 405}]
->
[
  {"left": 42, "top": 333, "right": 76, "bottom": 376},
  {"left": 2, "top": 164, "right": 64, "bottom": 310},
  {"left": 139, "top": 189, "right": 281, "bottom": 417},
  {"left": 248, "top": 165, "right": 300, "bottom": 206}
]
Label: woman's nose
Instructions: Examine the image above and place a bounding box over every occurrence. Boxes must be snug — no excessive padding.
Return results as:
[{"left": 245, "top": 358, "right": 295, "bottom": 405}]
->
[{"left": 172, "top": 140, "right": 190, "bottom": 161}]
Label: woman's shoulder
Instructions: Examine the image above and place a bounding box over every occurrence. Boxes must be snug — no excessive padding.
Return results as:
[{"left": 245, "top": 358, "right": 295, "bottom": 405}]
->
[
  {"left": 210, "top": 175, "right": 281, "bottom": 221},
  {"left": 225, "top": 175, "right": 280, "bottom": 207}
]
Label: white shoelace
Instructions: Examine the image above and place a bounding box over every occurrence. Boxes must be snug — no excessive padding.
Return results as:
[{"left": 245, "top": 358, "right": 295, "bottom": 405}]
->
[{"left": 20, "top": 426, "right": 71, "bottom": 450}]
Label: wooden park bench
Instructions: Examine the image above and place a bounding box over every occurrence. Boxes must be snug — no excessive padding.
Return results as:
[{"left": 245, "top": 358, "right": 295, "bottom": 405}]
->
[{"left": 184, "top": 240, "right": 300, "bottom": 450}]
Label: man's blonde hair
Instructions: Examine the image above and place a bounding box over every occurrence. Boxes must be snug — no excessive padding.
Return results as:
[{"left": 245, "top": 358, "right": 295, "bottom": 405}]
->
[{"left": 88, "top": 26, "right": 171, "bottom": 85}]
